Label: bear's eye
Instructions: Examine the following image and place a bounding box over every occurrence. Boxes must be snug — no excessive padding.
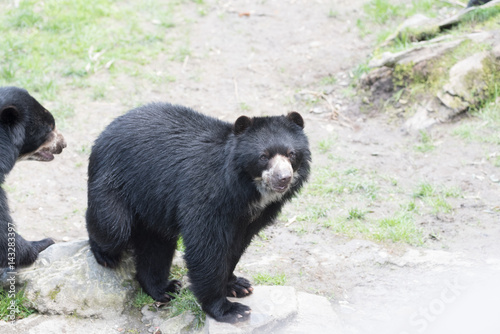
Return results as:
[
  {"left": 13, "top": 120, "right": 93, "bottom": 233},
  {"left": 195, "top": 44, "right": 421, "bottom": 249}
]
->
[
  {"left": 259, "top": 154, "right": 269, "bottom": 162},
  {"left": 288, "top": 151, "right": 296, "bottom": 159}
]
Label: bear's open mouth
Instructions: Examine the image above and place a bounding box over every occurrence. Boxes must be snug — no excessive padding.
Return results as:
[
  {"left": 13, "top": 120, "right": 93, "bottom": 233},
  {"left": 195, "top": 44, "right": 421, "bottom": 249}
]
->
[
  {"left": 19, "top": 129, "right": 66, "bottom": 162},
  {"left": 31, "top": 149, "right": 55, "bottom": 162},
  {"left": 272, "top": 184, "right": 289, "bottom": 193}
]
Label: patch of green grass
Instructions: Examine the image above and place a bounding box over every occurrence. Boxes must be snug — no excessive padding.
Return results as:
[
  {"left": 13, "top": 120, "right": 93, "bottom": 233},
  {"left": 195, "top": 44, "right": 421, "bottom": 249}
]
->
[
  {"left": 347, "top": 207, "right": 366, "bottom": 220},
  {"left": 258, "top": 231, "right": 269, "bottom": 241},
  {"left": 461, "top": 6, "right": 500, "bottom": 25},
  {"left": 363, "top": 0, "right": 402, "bottom": 25},
  {"left": 239, "top": 102, "right": 251, "bottom": 111},
  {"left": 427, "top": 196, "right": 453, "bottom": 214},
  {"left": 252, "top": 272, "right": 286, "bottom": 286},
  {"left": 296, "top": 205, "right": 328, "bottom": 222},
  {"left": 412, "top": 182, "right": 455, "bottom": 214},
  {"left": 0, "top": 0, "right": 178, "bottom": 105},
  {"left": 167, "top": 288, "right": 205, "bottom": 329},
  {"left": 414, "top": 130, "right": 435, "bottom": 153},
  {"left": 328, "top": 9, "right": 339, "bottom": 18},
  {"left": 413, "top": 182, "right": 435, "bottom": 198},
  {"left": 320, "top": 75, "right": 337, "bottom": 86},
  {"left": 177, "top": 237, "right": 185, "bottom": 253},
  {"left": 0, "top": 287, "right": 36, "bottom": 321},
  {"left": 452, "top": 101, "right": 500, "bottom": 145},
  {"left": 317, "top": 138, "right": 334, "bottom": 154},
  {"left": 132, "top": 289, "right": 154, "bottom": 309},
  {"left": 324, "top": 206, "right": 423, "bottom": 245},
  {"left": 443, "top": 186, "right": 462, "bottom": 198},
  {"left": 92, "top": 85, "right": 106, "bottom": 101},
  {"left": 352, "top": 61, "right": 371, "bottom": 81},
  {"left": 375, "top": 212, "right": 423, "bottom": 244},
  {"left": 494, "top": 155, "right": 500, "bottom": 167}
]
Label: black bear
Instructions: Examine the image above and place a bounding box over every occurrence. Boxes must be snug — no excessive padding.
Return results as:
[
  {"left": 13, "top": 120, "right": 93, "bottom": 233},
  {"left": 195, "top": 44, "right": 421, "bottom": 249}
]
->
[
  {"left": 1, "top": 86, "right": 66, "bottom": 269},
  {"left": 86, "top": 103, "right": 310, "bottom": 323},
  {"left": 467, "top": 0, "right": 491, "bottom": 7}
]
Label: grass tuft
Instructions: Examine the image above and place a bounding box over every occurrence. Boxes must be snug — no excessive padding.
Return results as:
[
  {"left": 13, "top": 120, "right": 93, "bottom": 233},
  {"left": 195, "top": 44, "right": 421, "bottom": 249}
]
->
[
  {"left": 252, "top": 272, "right": 286, "bottom": 286},
  {"left": 0, "top": 287, "right": 36, "bottom": 321}
]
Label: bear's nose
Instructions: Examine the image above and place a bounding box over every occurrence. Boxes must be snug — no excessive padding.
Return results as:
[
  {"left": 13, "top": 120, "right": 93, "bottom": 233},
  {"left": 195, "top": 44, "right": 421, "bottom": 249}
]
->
[{"left": 279, "top": 175, "right": 291, "bottom": 185}]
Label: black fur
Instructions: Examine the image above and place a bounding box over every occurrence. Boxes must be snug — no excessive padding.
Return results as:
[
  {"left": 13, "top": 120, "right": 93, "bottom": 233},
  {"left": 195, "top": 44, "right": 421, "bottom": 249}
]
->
[
  {"left": 467, "top": 0, "right": 491, "bottom": 7},
  {"left": 86, "top": 103, "right": 310, "bottom": 323},
  {"left": 0, "top": 86, "right": 66, "bottom": 269}
]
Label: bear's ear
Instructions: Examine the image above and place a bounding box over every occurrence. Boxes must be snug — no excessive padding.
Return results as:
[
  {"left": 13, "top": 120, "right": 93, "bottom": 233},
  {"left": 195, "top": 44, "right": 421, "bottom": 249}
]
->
[
  {"left": 0, "top": 106, "right": 20, "bottom": 125},
  {"left": 233, "top": 116, "right": 253, "bottom": 135},
  {"left": 287, "top": 111, "right": 304, "bottom": 128}
]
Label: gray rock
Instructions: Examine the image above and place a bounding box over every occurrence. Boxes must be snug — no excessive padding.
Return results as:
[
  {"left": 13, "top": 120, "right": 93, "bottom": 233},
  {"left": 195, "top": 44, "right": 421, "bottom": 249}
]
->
[
  {"left": 205, "top": 286, "right": 297, "bottom": 334},
  {"left": 0, "top": 314, "right": 132, "bottom": 334},
  {"left": 6, "top": 241, "right": 341, "bottom": 333},
  {"left": 17, "top": 240, "right": 138, "bottom": 319},
  {"left": 440, "top": 51, "right": 490, "bottom": 107},
  {"left": 383, "top": 14, "right": 439, "bottom": 45},
  {"left": 284, "top": 292, "right": 341, "bottom": 334},
  {"left": 368, "top": 38, "right": 464, "bottom": 69}
]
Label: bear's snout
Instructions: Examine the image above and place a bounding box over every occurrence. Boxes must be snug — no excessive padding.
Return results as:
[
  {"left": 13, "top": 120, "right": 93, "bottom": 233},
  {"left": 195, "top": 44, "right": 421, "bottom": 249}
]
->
[
  {"left": 52, "top": 129, "right": 67, "bottom": 154},
  {"left": 22, "top": 127, "right": 67, "bottom": 162},
  {"left": 264, "top": 154, "right": 294, "bottom": 193}
]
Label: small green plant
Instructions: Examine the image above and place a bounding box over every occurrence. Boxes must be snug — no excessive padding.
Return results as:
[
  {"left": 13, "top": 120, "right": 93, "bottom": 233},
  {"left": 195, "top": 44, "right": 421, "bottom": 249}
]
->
[
  {"left": 320, "top": 75, "right": 337, "bottom": 85},
  {"left": 412, "top": 182, "right": 454, "bottom": 214},
  {"left": 413, "top": 182, "right": 435, "bottom": 198},
  {"left": 133, "top": 289, "right": 155, "bottom": 309},
  {"left": 414, "top": 130, "right": 435, "bottom": 153},
  {"left": 239, "top": 102, "right": 251, "bottom": 111},
  {"left": 177, "top": 237, "right": 185, "bottom": 252},
  {"left": 258, "top": 231, "right": 269, "bottom": 241},
  {"left": 327, "top": 9, "right": 339, "bottom": 18},
  {"left": 375, "top": 212, "right": 423, "bottom": 245},
  {"left": 0, "top": 287, "right": 36, "bottom": 321},
  {"left": 347, "top": 207, "right": 366, "bottom": 220},
  {"left": 167, "top": 288, "right": 205, "bottom": 329},
  {"left": 363, "top": 0, "right": 402, "bottom": 24},
  {"left": 296, "top": 206, "right": 328, "bottom": 222},
  {"left": 318, "top": 138, "right": 334, "bottom": 154},
  {"left": 252, "top": 272, "right": 286, "bottom": 286},
  {"left": 461, "top": 6, "right": 500, "bottom": 24},
  {"left": 428, "top": 196, "right": 452, "bottom": 214}
]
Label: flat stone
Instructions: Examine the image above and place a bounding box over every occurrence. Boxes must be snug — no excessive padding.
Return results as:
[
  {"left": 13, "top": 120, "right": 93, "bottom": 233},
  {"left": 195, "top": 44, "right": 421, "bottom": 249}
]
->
[
  {"left": 284, "top": 292, "right": 340, "bottom": 334},
  {"left": 368, "top": 39, "right": 464, "bottom": 68},
  {"left": 205, "top": 286, "right": 297, "bottom": 334},
  {"left": 0, "top": 314, "right": 130, "bottom": 334}
]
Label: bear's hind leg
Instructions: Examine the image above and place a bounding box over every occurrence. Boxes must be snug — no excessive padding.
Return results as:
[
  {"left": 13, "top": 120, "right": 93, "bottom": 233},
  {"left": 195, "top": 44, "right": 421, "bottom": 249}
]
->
[
  {"left": 133, "top": 229, "right": 181, "bottom": 303},
  {"left": 89, "top": 237, "right": 123, "bottom": 268},
  {"left": 86, "top": 195, "right": 131, "bottom": 269}
]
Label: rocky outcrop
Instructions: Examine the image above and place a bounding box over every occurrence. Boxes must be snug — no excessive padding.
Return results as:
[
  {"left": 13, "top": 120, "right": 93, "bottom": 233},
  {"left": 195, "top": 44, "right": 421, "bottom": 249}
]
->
[
  {"left": 16, "top": 240, "right": 138, "bottom": 319},
  {"left": 362, "top": 17, "right": 500, "bottom": 131},
  {"left": 1, "top": 241, "right": 341, "bottom": 333}
]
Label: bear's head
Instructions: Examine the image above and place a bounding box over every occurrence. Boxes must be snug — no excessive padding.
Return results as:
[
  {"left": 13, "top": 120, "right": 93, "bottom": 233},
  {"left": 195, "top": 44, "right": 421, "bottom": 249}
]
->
[
  {"left": 0, "top": 87, "right": 66, "bottom": 165},
  {"left": 233, "top": 112, "right": 311, "bottom": 201}
]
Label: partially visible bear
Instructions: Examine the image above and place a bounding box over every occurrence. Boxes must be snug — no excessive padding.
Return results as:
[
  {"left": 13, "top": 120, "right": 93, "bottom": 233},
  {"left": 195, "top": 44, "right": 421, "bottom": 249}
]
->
[
  {"left": 86, "top": 103, "right": 310, "bottom": 323},
  {"left": 0, "top": 86, "right": 66, "bottom": 268}
]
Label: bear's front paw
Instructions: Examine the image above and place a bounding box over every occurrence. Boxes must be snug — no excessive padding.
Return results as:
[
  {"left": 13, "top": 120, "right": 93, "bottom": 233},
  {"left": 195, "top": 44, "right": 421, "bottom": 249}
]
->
[
  {"left": 216, "top": 301, "right": 251, "bottom": 323},
  {"left": 32, "top": 238, "right": 55, "bottom": 253},
  {"left": 165, "top": 279, "right": 182, "bottom": 295},
  {"left": 227, "top": 276, "right": 253, "bottom": 298}
]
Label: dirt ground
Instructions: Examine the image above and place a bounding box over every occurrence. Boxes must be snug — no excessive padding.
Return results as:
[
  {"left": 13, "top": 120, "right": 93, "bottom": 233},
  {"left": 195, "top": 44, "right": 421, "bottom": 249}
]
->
[{"left": 5, "top": 0, "right": 500, "bottom": 333}]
